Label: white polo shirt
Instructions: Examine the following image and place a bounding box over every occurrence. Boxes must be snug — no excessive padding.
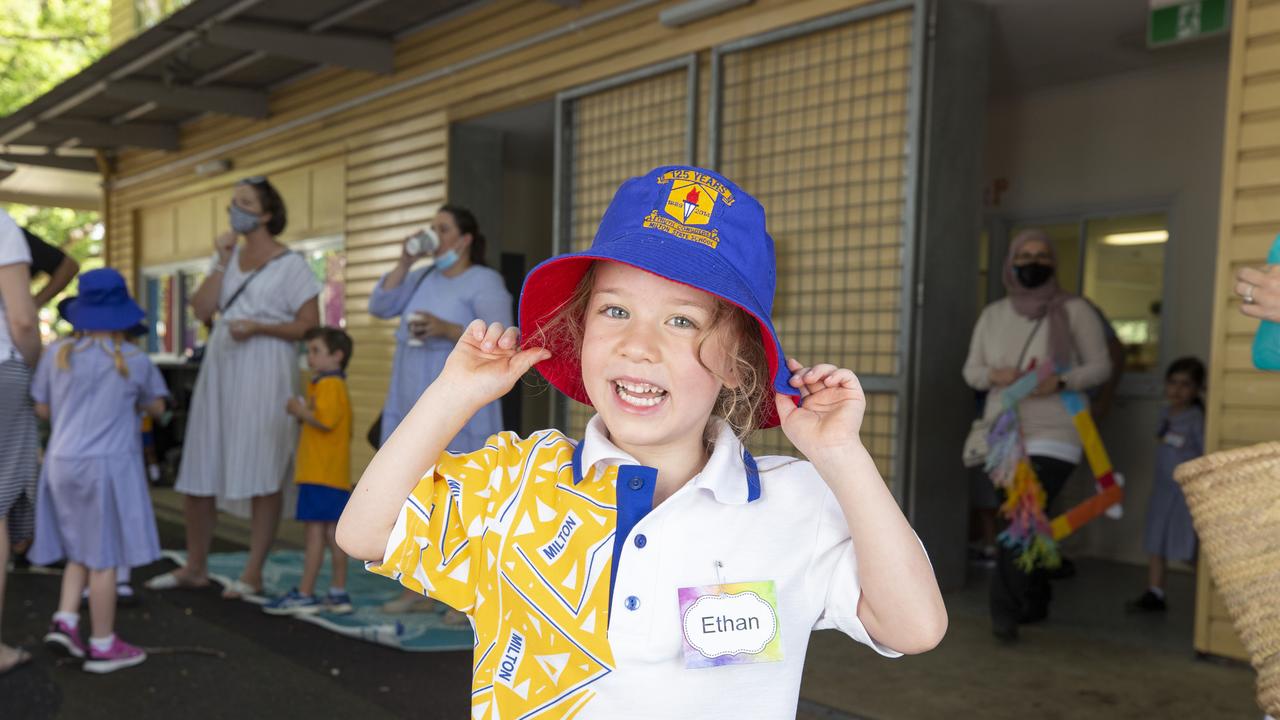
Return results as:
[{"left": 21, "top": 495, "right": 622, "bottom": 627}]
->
[{"left": 580, "top": 415, "right": 901, "bottom": 719}]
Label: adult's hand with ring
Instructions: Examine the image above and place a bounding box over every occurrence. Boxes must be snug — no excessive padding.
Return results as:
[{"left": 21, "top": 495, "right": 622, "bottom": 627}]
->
[{"left": 1236, "top": 265, "right": 1280, "bottom": 322}]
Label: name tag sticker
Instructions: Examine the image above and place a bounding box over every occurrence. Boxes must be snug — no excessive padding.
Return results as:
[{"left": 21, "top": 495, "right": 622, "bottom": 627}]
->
[
  {"left": 678, "top": 580, "right": 782, "bottom": 669},
  {"left": 1164, "top": 433, "right": 1186, "bottom": 448}
]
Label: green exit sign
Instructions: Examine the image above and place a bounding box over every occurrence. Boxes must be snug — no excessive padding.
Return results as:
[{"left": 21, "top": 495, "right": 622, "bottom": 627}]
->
[{"left": 1149, "top": 0, "right": 1230, "bottom": 48}]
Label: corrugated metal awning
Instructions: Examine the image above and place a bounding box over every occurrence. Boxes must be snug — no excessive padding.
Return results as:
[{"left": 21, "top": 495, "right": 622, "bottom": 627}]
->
[{"left": 0, "top": 0, "right": 483, "bottom": 159}]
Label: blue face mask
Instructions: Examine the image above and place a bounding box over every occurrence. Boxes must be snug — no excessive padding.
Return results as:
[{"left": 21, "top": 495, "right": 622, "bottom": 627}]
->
[
  {"left": 229, "top": 204, "right": 261, "bottom": 234},
  {"left": 434, "top": 248, "right": 460, "bottom": 270}
]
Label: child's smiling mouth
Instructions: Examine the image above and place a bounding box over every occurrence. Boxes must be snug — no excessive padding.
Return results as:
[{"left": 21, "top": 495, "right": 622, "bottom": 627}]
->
[{"left": 612, "top": 377, "right": 669, "bottom": 409}]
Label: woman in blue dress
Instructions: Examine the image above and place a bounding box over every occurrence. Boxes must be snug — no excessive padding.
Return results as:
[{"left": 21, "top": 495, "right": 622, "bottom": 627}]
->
[{"left": 368, "top": 205, "right": 510, "bottom": 614}]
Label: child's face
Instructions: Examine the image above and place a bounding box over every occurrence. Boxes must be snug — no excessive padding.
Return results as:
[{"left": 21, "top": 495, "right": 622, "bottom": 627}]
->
[
  {"left": 305, "top": 338, "right": 343, "bottom": 374},
  {"left": 1165, "top": 371, "right": 1198, "bottom": 408},
  {"left": 579, "top": 262, "right": 736, "bottom": 453}
]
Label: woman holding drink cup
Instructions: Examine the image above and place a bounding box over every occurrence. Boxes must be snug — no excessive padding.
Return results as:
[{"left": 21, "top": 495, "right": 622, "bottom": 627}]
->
[
  {"left": 368, "top": 205, "right": 511, "bottom": 450},
  {"left": 368, "top": 205, "right": 510, "bottom": 616}
]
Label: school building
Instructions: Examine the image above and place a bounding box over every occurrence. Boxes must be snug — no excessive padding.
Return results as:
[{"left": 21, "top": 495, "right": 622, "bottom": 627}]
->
[{"left": 0, "top": 0, "right": 1271, "bottom": 664}]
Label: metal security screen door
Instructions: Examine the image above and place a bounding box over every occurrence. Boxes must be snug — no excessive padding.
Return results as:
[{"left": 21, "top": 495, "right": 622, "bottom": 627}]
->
[
  {"left": 553, "top": 56, "right": 698, "bottom": 436},
  {"left": 710, "top": 1, "right": 925, "bottom": 494}
]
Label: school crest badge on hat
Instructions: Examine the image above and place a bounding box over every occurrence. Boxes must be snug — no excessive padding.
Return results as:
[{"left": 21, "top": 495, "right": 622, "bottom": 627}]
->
[{"left": 641, "top": 169, "right": 737, "bottom": 249}]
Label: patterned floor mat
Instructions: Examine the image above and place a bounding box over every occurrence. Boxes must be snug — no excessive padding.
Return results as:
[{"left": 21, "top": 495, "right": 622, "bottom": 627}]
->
[{"left": 161, "top": 550, "right": 473, "bottom": 652}]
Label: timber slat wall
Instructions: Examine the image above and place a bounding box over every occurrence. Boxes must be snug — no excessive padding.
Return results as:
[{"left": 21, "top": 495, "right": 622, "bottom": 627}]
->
[
  {"left": 1201, "top": 0, "right": 1279, "bottom": 662},
  {"left": 103, "top": 0, "right": 883, "bottom": 488}
]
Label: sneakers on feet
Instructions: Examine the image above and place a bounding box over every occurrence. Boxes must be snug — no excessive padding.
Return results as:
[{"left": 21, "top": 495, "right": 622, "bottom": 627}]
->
[
  {"left": 1126, "top": 590, "right": 1167, "bottom": 613},
  {"left": 44, "top": 619, "right": 86, "bottom": 659},
  {"left": 83, "top": 637, "right": 146, "bottom": 673},
  {"left": 325, "top": 591, "right": 354, "bottom": 615},
  {"left": 263, "top": 589, "right": 322, "bottom": 616}
]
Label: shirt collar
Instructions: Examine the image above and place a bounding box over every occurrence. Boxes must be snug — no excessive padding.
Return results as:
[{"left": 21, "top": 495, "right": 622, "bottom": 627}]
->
[
  {"left": 310, "top": 369, "right": 345, "bottom": 384},
  {"left": 572, "top": 415, "right": 760, "bottom": 505}
]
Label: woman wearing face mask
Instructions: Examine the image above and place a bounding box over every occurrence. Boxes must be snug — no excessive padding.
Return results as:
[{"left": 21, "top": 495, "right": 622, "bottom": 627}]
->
[
  {"left": 147, "top": 177, "right": 320, "bottom": 599},
  {"left": 367, "top": 206, "right": 511, "bottom": 614},
  {"left": 962, "top": 228, "right": 1112, "bottom": 643},
  {"left": 370, "top": 205, "right": 511, "bottom": 448}
]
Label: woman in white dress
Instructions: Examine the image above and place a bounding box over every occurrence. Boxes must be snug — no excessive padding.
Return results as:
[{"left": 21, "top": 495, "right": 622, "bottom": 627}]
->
[{"left": 148, "top": 177, "right": 320, "bottom": 599}]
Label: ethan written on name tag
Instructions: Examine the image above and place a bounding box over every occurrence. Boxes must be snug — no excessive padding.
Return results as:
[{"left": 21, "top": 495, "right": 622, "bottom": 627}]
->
[{"left": 678, "top": 580, "right": 782, "bottom": 669}]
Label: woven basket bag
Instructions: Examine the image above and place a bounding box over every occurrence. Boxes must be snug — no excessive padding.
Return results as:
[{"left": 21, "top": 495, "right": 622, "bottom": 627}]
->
[{"left": 1174, "top": 442, "right": 1280, "bottom": 715}]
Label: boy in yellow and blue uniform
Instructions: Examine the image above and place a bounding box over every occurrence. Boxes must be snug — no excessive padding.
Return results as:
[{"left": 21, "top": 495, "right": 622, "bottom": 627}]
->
[
  {"left": 265, "top": 326, "right": 354, "bottom": 615},
  {"left": 342, "top": 166, "right": 946, "bottom": 719}
]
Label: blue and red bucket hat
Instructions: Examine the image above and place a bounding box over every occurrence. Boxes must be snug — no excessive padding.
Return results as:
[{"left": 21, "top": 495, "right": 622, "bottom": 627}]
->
[{"left": 519, "top": 165, "right": 798, "bottom": 427}]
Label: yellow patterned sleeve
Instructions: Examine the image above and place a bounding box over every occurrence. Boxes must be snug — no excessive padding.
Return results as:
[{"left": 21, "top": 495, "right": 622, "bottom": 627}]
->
[{"left": 366, "top": 432, "right": 518, "bottom": 614}]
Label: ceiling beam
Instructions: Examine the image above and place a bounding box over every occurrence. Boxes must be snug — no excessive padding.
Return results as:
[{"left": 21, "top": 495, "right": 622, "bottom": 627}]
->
[
  {"left": 36, "top": 120, "right": 179, "bottom": 151},
  {"left": 104, "top": 79, "right": 270, "bottom": 119},
  {"left": 545, "top": 1, "right": 583, "bottom": 6},
  {"left": 206, "top": 21, "right": 394, "bottom": 74},
  {"left": 0, "top": 152, "right": 99, "bottom": 173}
]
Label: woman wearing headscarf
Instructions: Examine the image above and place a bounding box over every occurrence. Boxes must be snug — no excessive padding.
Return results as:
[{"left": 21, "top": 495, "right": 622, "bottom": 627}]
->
[{"left": 963, "top": 228, "right": 1112, "bottom": 643}]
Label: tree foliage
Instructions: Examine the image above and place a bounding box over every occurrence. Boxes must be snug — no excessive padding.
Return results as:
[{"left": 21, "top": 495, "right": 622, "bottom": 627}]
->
[
  {"left": 0, "top": 1, "right": 112, "bottom": 117},
  {"left": 1, "top": 1, "right": 111, "bottom": 288}
]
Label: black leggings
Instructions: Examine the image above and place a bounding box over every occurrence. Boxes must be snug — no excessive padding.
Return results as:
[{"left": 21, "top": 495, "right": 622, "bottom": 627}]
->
[{"left": 989, "top": 455, "right": 1076, "bottom": 629}]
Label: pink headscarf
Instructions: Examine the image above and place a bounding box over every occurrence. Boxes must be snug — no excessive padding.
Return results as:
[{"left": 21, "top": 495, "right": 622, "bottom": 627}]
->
[{"left": 1003, "top": 229, "right": 1075, "bottom": 370}]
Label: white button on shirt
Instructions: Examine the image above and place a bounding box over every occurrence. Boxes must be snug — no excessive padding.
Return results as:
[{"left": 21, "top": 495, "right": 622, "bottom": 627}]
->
[{"left": 577, "top": 416, "right": 903, "bottom": 719}]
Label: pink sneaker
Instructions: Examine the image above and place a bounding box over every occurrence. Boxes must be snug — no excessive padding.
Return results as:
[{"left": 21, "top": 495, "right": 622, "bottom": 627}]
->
[
  {"left": 43, "top": 619, "right": 86, "bottom": 659},
  {"left": 83, "top": 636, "right": 146, "bottom": 674}
]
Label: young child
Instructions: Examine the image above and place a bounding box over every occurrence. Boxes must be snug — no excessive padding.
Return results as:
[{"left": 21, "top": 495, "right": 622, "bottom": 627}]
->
[
  {"left": 30, "top": 268, "right": 169, "bottom": 673},
  {"left": 264, "top": 326, "right": 354, "bottom": 615},
  {"left": 338, "top": 166, "right": 945, "bottom": 718},
  {"left": 1128, "top": 356, "right": 1206, "bottom": 612}
]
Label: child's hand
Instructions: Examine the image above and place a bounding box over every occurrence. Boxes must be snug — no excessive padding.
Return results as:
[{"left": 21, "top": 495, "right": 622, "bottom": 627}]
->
[
  {"left": 439, "top": 320, "right": 550, "bottom": 412},
  {"left": 775, "top": 358, "right": 866, "bottom": 461},
  {"left": 286, "top": 396, "right": 306, "bottom": 418}
]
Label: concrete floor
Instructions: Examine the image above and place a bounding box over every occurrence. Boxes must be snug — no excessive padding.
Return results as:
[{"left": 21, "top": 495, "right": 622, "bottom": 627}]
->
[{"left": 798, "top": 558, "right": 1261, "bottom": 720}]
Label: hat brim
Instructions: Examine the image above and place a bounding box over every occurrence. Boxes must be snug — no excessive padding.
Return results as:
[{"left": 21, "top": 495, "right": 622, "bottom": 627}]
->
[
  {"left": 519, "top": 237, "right": 798, "bottom": 429},
  {"left": 64, "top": 296, "right": 147, "bottom": 333}
]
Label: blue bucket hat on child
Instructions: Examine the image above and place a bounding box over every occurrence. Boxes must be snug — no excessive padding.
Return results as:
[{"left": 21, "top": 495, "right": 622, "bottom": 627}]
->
[
  {"left": 519, "top": 165, "right": 798, "bottom": 428},
  {"left": 62, "top": 268, "right": 146, "bottom": 333}
]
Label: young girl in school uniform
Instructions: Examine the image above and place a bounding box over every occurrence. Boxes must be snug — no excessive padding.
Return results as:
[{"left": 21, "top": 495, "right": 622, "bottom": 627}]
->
[
  {"left": 30, "top": 268, "right": 170, "bottom": 673},
  {"left": 338, "top": 166, "right": 946, "bottom": 719},
  {"left": 1128, "top": 356, "right": 1206, "bottom": 613}
]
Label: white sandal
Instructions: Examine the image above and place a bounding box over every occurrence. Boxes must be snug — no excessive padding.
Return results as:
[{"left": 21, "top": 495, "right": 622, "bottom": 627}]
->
[
  {"left": 219, "top": 578, "right": 265, "bottom": 603},
  {"left": 144, "top": 571, "right": 210, "bottom": 591}
]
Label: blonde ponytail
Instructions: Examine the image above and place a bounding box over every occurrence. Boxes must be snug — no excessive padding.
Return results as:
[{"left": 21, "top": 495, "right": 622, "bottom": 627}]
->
[
  {"left": 56, "top": 333, "right": 84, "bottom": 371},
  {"left": 109, "top": 332, "right": 130, "bottom": 378}
]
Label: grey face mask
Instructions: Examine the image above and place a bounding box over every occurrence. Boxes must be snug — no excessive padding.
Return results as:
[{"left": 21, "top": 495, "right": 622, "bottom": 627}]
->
[{"left": 229, "top": 204, "right": 260, "bottom": 234}]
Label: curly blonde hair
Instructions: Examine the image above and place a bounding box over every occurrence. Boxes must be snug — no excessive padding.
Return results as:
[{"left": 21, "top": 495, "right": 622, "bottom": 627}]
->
[{"left": 528, "top": 263, "right": 770, "bottom": 441}]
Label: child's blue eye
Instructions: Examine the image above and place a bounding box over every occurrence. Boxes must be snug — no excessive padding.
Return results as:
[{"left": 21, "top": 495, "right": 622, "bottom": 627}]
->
[
  {"left": 669, "top": 316, "right": 697, "bottom": 329},
  {"left": 603, "top": 306, "right": 628, "bottom": 319}
]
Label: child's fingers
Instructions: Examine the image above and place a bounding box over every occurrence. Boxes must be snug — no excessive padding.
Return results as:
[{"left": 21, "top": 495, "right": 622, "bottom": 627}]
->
[
  {"left": 803, "top": 363, "right": 839, "bottom": 382},
  {"left": 465, "top": 319, "right": 486, "bottom": 341},
  {"left": 786, "top": 357, "right": 805, "bottom": 372},
  {"left": 497, "top": 325, "right": 520, "bottom": 350},
  {"left": 511, "top": 347, "right": 552, "bottom": 376},
  {"left": 480, "top": 321, "right": 506, "bottom": 351},
  {"left": 823, "top": 368, "right": 858, "bottom": 387},
  {"left": 774, "top": 392, "right": 798, "bottom": 424}
]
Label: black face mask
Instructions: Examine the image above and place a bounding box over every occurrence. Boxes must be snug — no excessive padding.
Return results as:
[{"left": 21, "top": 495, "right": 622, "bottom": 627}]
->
[{"left": 1014, "top": 262, "right": 1054, "bottom": 289}]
